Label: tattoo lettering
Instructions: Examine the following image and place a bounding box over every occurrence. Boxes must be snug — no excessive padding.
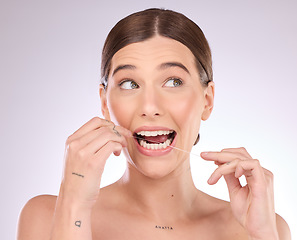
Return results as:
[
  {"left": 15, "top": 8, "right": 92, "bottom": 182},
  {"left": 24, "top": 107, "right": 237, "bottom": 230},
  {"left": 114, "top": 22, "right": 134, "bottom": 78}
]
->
[
  {"left": 75, "top": 221, "right": 81, "bottom": 227},
  {"left": 72, "top": 172, "right": 84, "bottom": 178},
  {"left": 155, "top": 225, "right": 173, "bottom": 230}
]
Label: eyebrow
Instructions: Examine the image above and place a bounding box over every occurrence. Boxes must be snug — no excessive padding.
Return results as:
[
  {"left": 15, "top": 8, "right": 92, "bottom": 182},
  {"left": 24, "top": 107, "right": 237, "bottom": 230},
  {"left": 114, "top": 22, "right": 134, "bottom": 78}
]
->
[
  {"left": 112, "top": 64, "right": 136, "bottom": 76},
  {"left": 158, "top": 62, "right": 190, "bottom": 75},
  {"left": 111, "top": 61, "right": 190, "bottom": 77}
]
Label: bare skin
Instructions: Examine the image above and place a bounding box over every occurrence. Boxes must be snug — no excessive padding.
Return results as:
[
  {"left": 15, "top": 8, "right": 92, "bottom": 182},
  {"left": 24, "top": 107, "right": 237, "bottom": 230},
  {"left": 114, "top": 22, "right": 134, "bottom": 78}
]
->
[
  {"left": 17, "top": 185, "right": 289, "bottom": 240},
  {"left": 17, "top": 36, "right": 291, "bottom": 240}
]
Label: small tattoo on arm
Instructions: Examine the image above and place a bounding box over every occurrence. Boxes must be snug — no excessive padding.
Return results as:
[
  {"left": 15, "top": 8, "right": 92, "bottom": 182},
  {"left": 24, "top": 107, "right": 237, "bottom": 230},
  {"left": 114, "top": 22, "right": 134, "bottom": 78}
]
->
[
  {"left": 72, "top": 172, "right": 84, "bottom": 178},
  {"left": 75, "top": 221, "right": 81, "bottom": 227},
  {"left": 155, "top": 225, "right": 173, "bottom": 230}
]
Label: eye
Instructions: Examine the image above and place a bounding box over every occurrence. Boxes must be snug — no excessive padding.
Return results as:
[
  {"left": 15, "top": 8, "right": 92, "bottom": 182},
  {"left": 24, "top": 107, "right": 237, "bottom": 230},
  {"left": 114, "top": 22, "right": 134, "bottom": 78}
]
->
[
  {"left": 119, "top": 80, "right": 139, "bottom": 90},
  {"left": 164, "top": 78, "right": 183, "bottom": 87}
]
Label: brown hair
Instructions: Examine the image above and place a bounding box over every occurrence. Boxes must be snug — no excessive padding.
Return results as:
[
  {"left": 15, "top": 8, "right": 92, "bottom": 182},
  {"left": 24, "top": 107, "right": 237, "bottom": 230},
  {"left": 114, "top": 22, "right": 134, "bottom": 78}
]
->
[{"left": 101, "top": 8, "right": 213, "bottom": 89}]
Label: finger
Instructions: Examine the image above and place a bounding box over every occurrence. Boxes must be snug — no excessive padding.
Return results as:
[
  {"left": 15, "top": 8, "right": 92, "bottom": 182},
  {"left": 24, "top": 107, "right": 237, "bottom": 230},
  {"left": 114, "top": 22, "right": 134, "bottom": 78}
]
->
[
  {"left": 68, "top": 117, "right": 114, "bottom": 142},
  {"left": 221, "top": 147, "right": 252, "bottom": 158},
  {"left": 67, "top": 124, "right": 129, "bottom": 151},
  {"left": 201, "top": 151, "right": 248, "bottom": 164},
  {"left": 238, "top": 159, "right": 265, "bottom": 184},
  {"left": 263, "top": 167, "right": 274, "bottom": 180},
  {"left": 208, "top": 159, "right": 264, "bottom": 185},
  {"left": 93, "top": 141, "right": 123, "bottom": 170},
  {"left": 223, "top": 174, "right": 242, "bottom": 195},
  {"left": 263, "top": 168, "right": 274, "bottom": 190},
  {"left": 113, "top": 148, "right": 122, "bottom": 156},
  {"left": 112, "top": 124, "right": 133, "bottom": 138},
  {"left": 214, "top": 161, "right": 223, "bottom": 166},
  {"left": 262, "top": 168, "right": 275, "bottom": 206},
  {"left": 234, "top": 163, "right": 249, "bottom": 178},
  {"left": 84, "top": 127, "right": 128, "bottom": 154},
  {"left": 208, "top": 160, "right": 239, "bottom": 184}
]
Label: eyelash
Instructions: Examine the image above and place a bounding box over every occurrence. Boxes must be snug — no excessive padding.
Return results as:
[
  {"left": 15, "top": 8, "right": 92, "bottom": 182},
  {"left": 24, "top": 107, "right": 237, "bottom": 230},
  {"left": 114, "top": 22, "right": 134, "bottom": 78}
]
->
[
  {"left": 118, "top": 77, "right": 184, "bottom": 90},
  {"left": 118, "top": 79, "right": 139, "bottom": 89},
  {"left": 164, "top": 77, "right": 183, "bottom": 87}
]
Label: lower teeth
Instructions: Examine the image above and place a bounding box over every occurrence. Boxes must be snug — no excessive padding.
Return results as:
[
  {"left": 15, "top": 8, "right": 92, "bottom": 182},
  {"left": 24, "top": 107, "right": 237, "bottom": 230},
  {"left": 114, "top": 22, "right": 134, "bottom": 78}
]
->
[{"left": 139, "top": 139, "right": 172, "bottom": 150}]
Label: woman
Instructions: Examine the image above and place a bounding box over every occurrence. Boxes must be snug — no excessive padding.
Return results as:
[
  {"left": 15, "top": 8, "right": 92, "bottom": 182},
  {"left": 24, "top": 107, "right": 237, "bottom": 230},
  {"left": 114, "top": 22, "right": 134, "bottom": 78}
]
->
[{"left": 17, "top": 8, "right": 291, "bottom": 240}]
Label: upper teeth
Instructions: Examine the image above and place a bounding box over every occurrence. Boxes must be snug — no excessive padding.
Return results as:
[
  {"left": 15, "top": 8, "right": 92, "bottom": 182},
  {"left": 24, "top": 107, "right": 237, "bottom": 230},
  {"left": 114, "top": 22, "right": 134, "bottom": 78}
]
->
[{"left": 136, "top": 130, "right": 173, "bottom": 136}]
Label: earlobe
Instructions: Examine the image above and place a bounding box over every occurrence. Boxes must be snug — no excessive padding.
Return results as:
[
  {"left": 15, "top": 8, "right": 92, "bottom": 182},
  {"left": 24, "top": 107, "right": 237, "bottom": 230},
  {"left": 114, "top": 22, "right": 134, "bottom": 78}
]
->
[
  {"left": 99, "top": 84, "right": 111, "bottom": 120},
  {"left": 201, "top": 82, "right": 215, "bottom": 121}
]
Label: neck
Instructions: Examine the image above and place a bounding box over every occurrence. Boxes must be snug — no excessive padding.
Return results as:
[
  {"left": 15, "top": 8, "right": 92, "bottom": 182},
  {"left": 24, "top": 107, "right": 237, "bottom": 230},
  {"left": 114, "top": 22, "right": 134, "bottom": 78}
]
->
[{"left": 117, "top": 159, "right": 199, "bottom": 223}]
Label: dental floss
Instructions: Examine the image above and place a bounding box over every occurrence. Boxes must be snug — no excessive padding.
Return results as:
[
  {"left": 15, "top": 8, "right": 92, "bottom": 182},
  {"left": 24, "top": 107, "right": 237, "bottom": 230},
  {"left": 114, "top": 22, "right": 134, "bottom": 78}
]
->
[{"left": 131, "top": 136, "right": 201, "bottom": 158}]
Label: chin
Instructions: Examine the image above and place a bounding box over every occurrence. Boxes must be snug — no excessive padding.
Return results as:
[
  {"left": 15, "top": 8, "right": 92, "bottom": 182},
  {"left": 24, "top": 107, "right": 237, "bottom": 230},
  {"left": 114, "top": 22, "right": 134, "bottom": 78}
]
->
[
  {"left": 125, "top": 153, "right": 181, "bottom": 180},
  {"left": 138, "top": 162, "right": 176, "bottom": 180}
]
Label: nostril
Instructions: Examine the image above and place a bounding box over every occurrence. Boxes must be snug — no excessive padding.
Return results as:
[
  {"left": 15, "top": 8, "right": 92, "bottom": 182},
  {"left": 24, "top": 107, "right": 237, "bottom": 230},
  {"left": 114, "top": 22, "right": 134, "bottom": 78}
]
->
[{"left": 141, "top": 112, "right": 160, "bottom": 117}]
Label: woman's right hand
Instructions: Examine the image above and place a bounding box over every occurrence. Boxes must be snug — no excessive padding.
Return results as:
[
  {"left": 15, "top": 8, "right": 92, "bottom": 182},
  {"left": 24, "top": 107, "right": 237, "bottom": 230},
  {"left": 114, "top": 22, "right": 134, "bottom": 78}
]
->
[{"left": 59, "top": 117, "right": 132, "bottom": 210}]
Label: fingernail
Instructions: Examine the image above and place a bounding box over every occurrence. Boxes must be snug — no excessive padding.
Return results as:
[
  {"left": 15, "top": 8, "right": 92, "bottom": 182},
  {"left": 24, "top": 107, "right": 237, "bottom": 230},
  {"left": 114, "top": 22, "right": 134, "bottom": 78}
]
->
[
  {"left": 201, "top": 152, "right": 208, "bottom": 156},
  {"left": 207, "top": 176, "right": 213, "bottom": 184}
]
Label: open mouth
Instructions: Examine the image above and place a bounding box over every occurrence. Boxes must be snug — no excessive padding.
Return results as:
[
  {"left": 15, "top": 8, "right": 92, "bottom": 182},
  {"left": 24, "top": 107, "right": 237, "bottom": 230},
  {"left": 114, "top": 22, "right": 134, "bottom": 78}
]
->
[{"left": 133, "top": 130, "right": 177, "bottom": 150}]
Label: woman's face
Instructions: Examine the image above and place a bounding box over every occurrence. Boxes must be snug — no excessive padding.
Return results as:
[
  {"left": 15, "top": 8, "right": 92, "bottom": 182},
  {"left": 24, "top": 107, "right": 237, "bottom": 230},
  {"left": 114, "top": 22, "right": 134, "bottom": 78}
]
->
[{"left": 100, "top": 36, "right": 214, "bottom": 179}]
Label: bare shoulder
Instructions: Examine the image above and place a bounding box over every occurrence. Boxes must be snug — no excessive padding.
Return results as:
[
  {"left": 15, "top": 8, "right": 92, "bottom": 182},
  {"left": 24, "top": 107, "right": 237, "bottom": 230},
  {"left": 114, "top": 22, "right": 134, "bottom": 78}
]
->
[
  {"left": 17, "top": 195, "right": 57, "bottom": 240},
  {"left": 193, "top": 191, "right": 232, "bottom": 217},
  {"left": 193, "top": 192, "right": 291, "bottom": 240},
  {"left": 276, "top": 214, "right": 291, "bottom": 240},
  {"left": 192, "top": 192, "right": 248, "bottom": 239}
]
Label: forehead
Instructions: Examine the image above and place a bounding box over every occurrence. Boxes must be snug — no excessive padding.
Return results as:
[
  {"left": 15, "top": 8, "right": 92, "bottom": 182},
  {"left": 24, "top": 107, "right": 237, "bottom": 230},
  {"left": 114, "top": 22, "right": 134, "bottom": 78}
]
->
[{"left": 109, "top": 36, "right": 197, "bottom": 74}]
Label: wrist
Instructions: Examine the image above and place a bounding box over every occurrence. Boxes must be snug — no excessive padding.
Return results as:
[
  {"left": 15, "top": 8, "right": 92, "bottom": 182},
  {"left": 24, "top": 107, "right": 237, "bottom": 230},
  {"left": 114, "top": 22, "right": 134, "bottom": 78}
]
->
[
  {"left": 57, "top": 194, "right": 95, "bottom": 213},
  {"left": 58, "top": 184, "right": 97, "bottom": 211},
  {"left": 50, "top": 193, "right": 93, "bottom": 239}
]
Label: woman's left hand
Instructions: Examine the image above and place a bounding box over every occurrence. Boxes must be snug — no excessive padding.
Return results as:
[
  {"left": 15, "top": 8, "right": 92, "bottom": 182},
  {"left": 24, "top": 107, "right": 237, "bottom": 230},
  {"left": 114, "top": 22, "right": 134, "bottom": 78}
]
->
[{"left": 201, "top": 147, "right": 279, "bottom": 240}]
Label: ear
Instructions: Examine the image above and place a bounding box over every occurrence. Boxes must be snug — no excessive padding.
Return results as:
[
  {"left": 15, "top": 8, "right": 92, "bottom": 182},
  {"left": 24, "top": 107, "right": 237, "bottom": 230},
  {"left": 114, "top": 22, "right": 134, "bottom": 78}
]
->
[
  {"left": 99, "top": 84, "right": 111, "bottom": 120},
  {"left": 201, "top": 82, "right": 215, "bottom": 121}
]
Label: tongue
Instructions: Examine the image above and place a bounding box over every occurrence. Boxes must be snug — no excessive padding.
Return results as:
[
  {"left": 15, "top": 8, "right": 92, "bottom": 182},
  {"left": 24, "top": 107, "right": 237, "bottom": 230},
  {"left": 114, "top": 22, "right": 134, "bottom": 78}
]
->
[{"left": 144, "top": 135, "right": 169, "bottom": 144}]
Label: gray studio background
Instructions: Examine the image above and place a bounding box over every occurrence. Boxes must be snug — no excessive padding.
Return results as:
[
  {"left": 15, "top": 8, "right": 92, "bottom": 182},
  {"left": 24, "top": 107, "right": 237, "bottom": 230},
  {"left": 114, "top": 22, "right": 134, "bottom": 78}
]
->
[{"left": 1, "top": 0, "right": 296, "bottom": 239}]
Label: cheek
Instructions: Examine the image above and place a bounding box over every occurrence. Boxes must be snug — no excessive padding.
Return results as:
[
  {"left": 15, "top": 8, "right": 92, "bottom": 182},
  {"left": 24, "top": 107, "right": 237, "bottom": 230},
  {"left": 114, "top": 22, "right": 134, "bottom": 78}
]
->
[
  {"left": 169, "top": 91, "right": 203, "bottom": 142},
  {"left": 172, "top": 91, "right": 203, "bottom": 123},
  {"left": 106, "top": 93, "right": 135, "bottom": 127}
]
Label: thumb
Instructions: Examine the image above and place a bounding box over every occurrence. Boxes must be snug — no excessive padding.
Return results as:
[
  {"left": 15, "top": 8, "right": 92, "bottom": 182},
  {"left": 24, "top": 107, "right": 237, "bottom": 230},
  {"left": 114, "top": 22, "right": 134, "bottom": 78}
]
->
[{"left": 224, "top": 174, "right": 241, "bottom": 197}]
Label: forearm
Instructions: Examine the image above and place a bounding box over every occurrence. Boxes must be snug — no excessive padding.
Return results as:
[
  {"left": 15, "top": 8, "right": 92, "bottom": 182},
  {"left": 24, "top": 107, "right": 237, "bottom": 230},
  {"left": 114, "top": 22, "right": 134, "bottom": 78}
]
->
[{"left": 50, "top": 196, "right": 93, "bottom": 240}]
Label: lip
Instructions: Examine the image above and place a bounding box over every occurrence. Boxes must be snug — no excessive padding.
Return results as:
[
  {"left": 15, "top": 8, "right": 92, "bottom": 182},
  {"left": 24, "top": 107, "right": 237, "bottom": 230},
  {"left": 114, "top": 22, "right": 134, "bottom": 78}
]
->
[{"left": 133, "top": 126, "right": 177, "bottom": 157}]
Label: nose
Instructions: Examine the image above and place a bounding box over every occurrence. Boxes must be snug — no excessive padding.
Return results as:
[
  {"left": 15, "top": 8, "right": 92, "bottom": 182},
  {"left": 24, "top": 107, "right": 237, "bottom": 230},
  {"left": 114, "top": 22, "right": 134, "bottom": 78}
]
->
[{"left": 139, "top": 87, "right": 164, "bottom": 118}]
